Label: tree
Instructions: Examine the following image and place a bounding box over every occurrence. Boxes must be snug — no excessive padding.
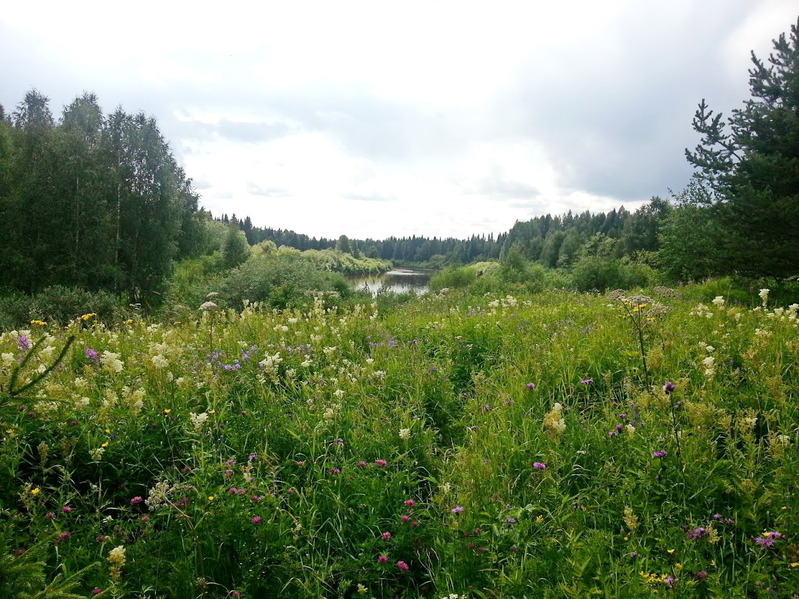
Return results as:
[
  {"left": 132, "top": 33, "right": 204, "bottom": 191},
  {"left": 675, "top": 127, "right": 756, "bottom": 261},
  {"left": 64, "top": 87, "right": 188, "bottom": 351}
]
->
[{"left": 685, "top": 17, "right": 799, "bottom": 279}]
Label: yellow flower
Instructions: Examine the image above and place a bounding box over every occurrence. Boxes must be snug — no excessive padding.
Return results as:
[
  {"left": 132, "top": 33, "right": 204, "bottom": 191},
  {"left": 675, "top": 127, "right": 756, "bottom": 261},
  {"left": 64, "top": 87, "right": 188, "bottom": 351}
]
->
[
  {"left": 789, "top": 562, "right": 799, "bottom": 568},
  {"left": 163, "top": 409, "right": 172, "bottom": 414},
  {"left": 30, "top": 319, "right": 47, "bottom": 326},
  {"left": 101, "top": 442, "right": 109, "bottom": 448},
  {"left": 81, "top": 313, "right": 97, "bottom": 321},
  {"left": 207, "top": 496, "right": 215, "bottom": 501},
  {"left": 30, "top": 487, "right": 41, "bottom": 496},
  {"left": 666, "top": 549, "right": 675, "bottom": 554}
]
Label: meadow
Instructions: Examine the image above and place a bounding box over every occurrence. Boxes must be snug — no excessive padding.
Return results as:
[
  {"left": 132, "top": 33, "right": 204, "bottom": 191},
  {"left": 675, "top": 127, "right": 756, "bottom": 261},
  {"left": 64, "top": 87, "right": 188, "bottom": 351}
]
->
[{"left": 1, "top": 286, "right": 797, "bottom": 598}]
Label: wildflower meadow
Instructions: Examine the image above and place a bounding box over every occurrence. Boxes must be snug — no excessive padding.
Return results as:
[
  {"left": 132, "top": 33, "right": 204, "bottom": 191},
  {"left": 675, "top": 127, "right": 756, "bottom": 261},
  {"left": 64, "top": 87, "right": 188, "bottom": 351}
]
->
[{"left": 1, "top": 288, "right": 798, "bottom": 598}]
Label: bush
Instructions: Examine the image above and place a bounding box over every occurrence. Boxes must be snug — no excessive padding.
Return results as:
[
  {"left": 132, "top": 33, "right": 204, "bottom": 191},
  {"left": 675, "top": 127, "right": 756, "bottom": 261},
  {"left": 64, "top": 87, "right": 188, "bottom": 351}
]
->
[
  {"left": 429, "top": 266, "right": 477, "bottom": 291},
  {"left": 570, "top": 257, "right": 657, "bottom": 292},
  {"left": 220, "top": 253, "right": 351, "bottom": 309},
  {"left": 30, "top": 286, "right": 124, "bottom": 325}
]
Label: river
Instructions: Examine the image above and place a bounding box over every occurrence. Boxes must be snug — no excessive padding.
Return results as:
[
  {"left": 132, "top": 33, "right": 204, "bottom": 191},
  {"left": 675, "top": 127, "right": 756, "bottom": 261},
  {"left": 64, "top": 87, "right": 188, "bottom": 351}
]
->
[{"left": 351, "top": 269, "right": 432, "bottom": 296}]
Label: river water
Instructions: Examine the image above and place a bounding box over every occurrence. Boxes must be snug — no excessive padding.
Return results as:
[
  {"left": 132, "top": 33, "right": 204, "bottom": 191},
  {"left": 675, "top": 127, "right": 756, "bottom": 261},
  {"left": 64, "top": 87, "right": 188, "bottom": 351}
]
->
[{"left": 351, "top": 269, "right": 432, "bottom": 296}]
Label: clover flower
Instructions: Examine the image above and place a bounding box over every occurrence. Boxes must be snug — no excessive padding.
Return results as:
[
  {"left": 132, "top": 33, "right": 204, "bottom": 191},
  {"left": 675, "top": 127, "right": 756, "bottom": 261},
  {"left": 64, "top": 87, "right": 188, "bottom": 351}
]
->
[
  {"left": 652, "top": 450, "right": 668, "bottom": 458},
  {"left": 396, "top": 560, "right": 409, "bottom": 572},
  {"left": 533, "top": 462, "right": 547, "bottom": 469}
]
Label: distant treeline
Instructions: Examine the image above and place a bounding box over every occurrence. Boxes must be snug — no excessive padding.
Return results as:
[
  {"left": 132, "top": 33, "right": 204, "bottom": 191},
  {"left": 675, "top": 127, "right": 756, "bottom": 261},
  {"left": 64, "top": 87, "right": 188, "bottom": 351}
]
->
[{"left": 217, "top": 199, "right": 669, "bottom": 268}]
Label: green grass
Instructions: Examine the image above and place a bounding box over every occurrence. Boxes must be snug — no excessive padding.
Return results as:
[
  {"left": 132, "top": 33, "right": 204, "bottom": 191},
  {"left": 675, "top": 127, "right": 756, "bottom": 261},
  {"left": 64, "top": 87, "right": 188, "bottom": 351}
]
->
[{"left": 0, "top": 287, "right": 797, "bottom": 598}]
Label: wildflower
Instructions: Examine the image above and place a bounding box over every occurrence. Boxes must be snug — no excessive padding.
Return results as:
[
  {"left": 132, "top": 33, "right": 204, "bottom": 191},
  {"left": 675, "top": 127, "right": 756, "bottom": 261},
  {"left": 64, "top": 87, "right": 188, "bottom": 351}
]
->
[
  {"left": 199, "top": 301, "right": 219, "bottom": 312},
  {"left": 108, "top": 545, "right": 126, "bottom": 567},
  {"left": 687, "top": 527, "right": 707, "bottom": 540},
  {"left": 579, "top": 378, "right": 593, "bottom": 385},
  {"left": 381, "top": 531, "right": 392, "bottom": 540},
  {"left": 251, "top": 516, "right": 262, "bottom": 525},
  {"left": 140, "top": 515, "right": 150, "bottom": 522},
  {"left": 399, "top": 428, "right": 411, "bottom": 441},
  {"left": 505, "top": 516, "right": 517, "bottom": 524},
  {"left": 759, "top": 288, "right": 769, "bottom": 306},
  {"left": 526, "top": 382, "right": 536, "bottom": 389},
  {"left": 17, "top": 335, "right": 30, "bottom": 350},
  {"left": 451, "top": 506, "right": 464, "bottom": 514},
  {"left": 754, "top": 531, "right": 782, "bottom": 548},
  {"left": 30, "top": 487, "right": 41, "bottom": 496},
  {"left": 543, "top": 403, "right": 566, "bottom": 437},
  {"left": 357, "top": 461, "right": 367, "bottom": 468},
  {"left": 694, "top": 571, "right": 708, "bottom": 581},
  {"left": 404, "top": 499, "right": 416, "bottom": 507},
  {"left": 397, "top": 560, "right": 409, "bottom": 572},
  {"left": 375, "top": 459, "right": 388, "bottom": 467},
  {"left": 295, "top": 460, "right": 305, "bottom": 466},
  {"left": 663, "top": 381, "right": 676, "bottom": 394},
  {"left": 61, "top": 505, "right": 73, "bottom": 513},
  {"left": 329, "top": 467, "right": 340, "bottom": 475},
  {"left": 378, "top": 554, "right": 389, "bottom": 563},
  {"left": 81, "top": 312, "right": 96, "bottom": 322},
  {"left": 57, "top": 531, "right": 72, "bottom": 543},
  {"left": 652, "top": 450, "right": 668, "bottom": 458},
  {"left": 401, "top": 515, "right": 410, "bottom": 522},
  {"left": 130, "top": 496, "right": 143, "bottom": 505},
  {"left": 248, "top": 453, "right": 259, "bottom": 461},
  {"left": 711, "top": 296, "right": 725, "bottom": 307},
  {"left": 533, "top": 462, "right": 547, "bottom": 469},
  {"left": 207, "top": 496, "right": 215, "bottom": 501}
]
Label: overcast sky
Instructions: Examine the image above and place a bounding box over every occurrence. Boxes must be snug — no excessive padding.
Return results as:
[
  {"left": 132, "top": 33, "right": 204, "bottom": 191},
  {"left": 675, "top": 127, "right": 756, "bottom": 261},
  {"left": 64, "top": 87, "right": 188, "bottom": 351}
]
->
[{"left": 2, "top": 1, "right": 797, "bottom": 240}]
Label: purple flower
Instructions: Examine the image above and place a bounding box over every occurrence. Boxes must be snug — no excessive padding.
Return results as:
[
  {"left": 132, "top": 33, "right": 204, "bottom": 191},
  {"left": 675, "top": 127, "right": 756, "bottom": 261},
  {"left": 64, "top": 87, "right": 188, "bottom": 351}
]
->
[
  {"left": 85, "top": 348, "right": 99, "bottom": 361},
  {"left": 533, "top": 462, "right": 547, "bottom": 470},
  {"left": 694, "top": 571, "right": 708, "bottom": 581},
  {"left": 687, "top": 527, "right": 707, "bottom": 540},
  {"left": 526, "top": 382, "right": 536, "bottom": 389},
  {"left": 17, "top": 335, "right": 30, "bottom": 350},
  {"left": 451, "top": 506, "right": 464, "bottom": 514},
  {"left": 504, "top": 516, "right": 517, "bottom": 524},
  {"left": 579, "top": 378, "right": 593, "bottom": 385},
  {"left": 248, "top": 453, "right": 259, "bottom": 461},
  {"left": 652, "top": 450, "right": 668, "bottom": 458},
  {"left": 754, "top": 531, "right": 782, "bottom": 548},
  {"left": 663, "top": 381, "right": 676, "bottom": 394}
]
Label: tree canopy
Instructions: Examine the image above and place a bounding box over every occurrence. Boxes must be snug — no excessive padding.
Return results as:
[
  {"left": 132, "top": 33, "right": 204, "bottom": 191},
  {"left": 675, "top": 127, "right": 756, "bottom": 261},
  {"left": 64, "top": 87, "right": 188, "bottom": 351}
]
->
[{"left": 684, "top": 17, "right": 799, "bottom": 279}]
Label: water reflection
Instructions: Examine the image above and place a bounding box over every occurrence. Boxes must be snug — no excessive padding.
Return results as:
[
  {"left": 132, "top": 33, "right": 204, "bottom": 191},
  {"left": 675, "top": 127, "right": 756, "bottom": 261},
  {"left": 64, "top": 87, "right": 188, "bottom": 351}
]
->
[{"left": 351, "top": 269, "right": 432, "bottom": 296}]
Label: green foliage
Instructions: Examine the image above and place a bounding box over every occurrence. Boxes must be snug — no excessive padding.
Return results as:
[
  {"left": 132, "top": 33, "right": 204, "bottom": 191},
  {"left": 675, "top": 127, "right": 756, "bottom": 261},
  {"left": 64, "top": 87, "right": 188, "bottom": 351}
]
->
[
  {"left": 221, "top": 224, "right": 250, "bottom": 269},
  {"left": 685, "top": 17, "right": 799, "bottom": 279},
  {"left": 570, "top": 256, "right": 656, "bottom": 292},
  {"left": 219, "top": 253, "right": 351, "bottom": 309},
  {"left": 0, "top": 89, "right": 206, "bottom": 305}
]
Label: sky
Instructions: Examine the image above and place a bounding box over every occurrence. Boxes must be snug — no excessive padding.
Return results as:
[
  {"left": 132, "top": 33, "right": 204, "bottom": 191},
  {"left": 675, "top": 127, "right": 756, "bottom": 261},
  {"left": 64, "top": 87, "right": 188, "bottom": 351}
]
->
[{"left": 2, "top": 1, "right": 797, "bottom": 241}]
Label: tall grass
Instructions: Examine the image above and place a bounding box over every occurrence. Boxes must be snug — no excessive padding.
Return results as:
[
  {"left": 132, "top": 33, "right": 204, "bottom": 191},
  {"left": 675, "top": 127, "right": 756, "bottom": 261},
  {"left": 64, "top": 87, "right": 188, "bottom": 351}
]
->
[{"left": 0, "top": 287, "right": 797, "bottom": 597}]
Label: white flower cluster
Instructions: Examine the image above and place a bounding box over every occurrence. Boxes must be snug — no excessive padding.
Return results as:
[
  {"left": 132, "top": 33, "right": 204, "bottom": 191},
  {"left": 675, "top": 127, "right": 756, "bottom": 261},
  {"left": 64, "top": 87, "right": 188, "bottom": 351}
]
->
[
  {"left": 100, "top": 350, "right": 124, "bottom": 373},
  {"left": 543, "top": 402, "right": 566, "bottom": 438}
]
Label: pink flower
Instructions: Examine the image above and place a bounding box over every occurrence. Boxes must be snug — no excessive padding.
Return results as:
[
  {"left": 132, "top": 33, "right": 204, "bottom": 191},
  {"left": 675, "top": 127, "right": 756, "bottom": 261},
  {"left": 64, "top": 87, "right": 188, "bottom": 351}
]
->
[
  {"left": 404, "top": 499, "right": 415, "bottom": 507},
  {"left": 295, "top": 460, "right": 305, "bottom": 466},
  {"left": 533, "top": 462, "right": 547, "bottom": 469},
  {"left": 329, "top": 467, "right": 341, "bottom": 474},
  {"left": 61, "top": 506, "right": 73, "bottom": 513},
  {"left": 130, "top": 496, "right": 143, "bottom": 505},
  {"left": 251, "top": 516, "right": 262, "bottom": 525},
  {"left": 375, "top": 459, "right": 387, "bottom": 467},
  {"left": 381, "top": 531, "right": 392, "bottom": 540},
  {"left": 91, "top": 589, "right": 103, "bottom": 596},
  {"left": 396, "top": 560, "right": 409, "bottom": 572},
  {"left": 401, "top": 515, "right": 410, "bottom": 522},
  {"left": 140, "top": 515, "right": 150, "bottom": 522},
  {"left": 357, "top": 461, "right": 367, "bottom": 468},
  {"left": 451, "top": 506, "right": 464, "bottom": 514},
  {"left": 378, "top": 554, "right": 389, "bottom": 563},
  {"left": 526, "top": 382, "right": 536, "bottom": 389}
]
